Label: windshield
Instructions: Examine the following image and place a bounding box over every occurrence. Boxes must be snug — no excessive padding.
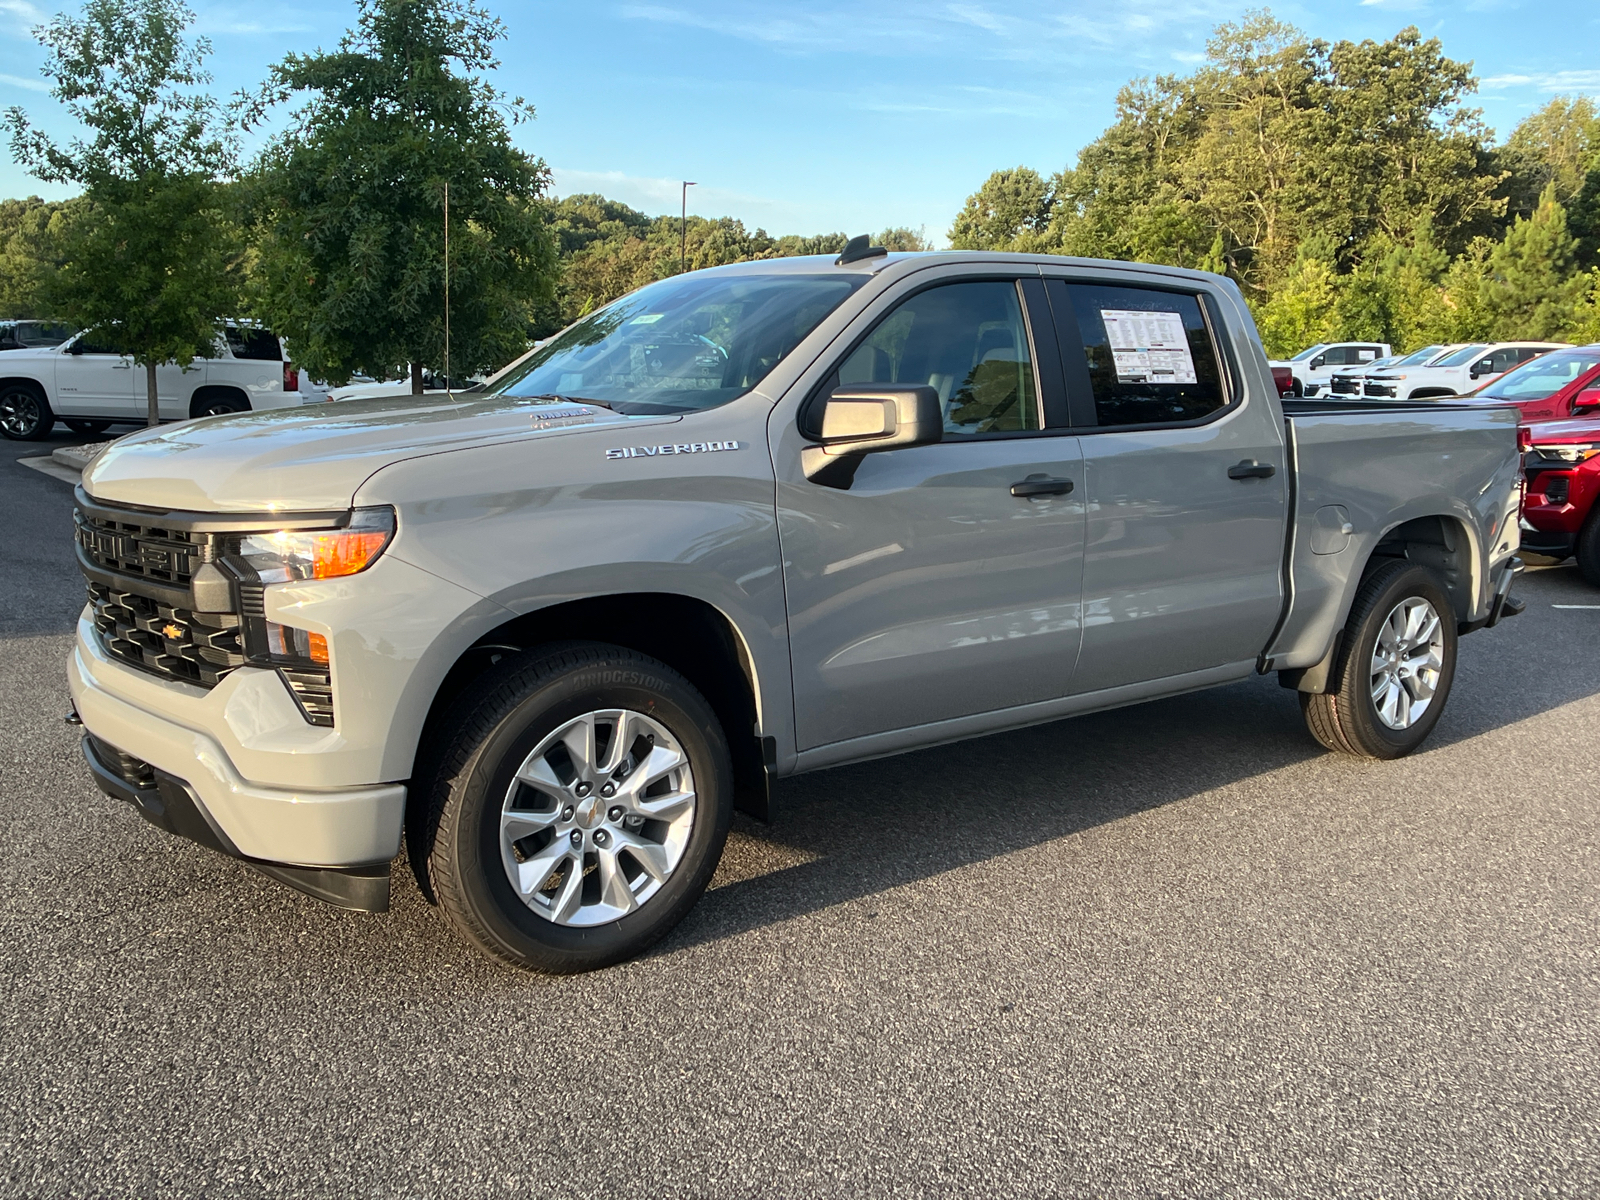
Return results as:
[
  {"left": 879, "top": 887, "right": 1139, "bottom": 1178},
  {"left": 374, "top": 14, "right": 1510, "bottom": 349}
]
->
[
  {"left": 493, "top": 271, "right": 866, "bottom": 415},
  {"left": 1435, "top": 344, "right": 1490, "bottom": 368},
  {"left": 1289, "top": 344, "right": 1328, "bottom": 362},
  {"left": 1393, "top": 344, "right": 1445, "bottom": 367},
  {"left": 1478, "top": 349, "right": 1600, "bottom": 400}
]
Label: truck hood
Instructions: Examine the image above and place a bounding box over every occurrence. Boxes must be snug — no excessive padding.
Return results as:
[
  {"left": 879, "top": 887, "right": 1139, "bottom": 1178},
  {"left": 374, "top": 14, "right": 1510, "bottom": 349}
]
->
[
  {"left": 82, "top": 394, "right": 644, "bottom": 512},
  {"left": 1524, "top": 415, "right": 1600, "bottom": 446}
]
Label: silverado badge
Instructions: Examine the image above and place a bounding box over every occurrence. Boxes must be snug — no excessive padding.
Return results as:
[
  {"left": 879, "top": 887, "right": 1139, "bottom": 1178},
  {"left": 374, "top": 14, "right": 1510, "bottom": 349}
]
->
[{"left": 606, "top": 441, "right": 741, "bottom": 460}]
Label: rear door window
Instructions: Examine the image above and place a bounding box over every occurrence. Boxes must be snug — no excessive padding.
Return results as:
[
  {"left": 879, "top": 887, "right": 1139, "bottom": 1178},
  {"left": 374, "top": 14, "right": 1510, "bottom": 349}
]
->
[{"left": 1053, "top": 282, "right": 1227, "bottom": 428}]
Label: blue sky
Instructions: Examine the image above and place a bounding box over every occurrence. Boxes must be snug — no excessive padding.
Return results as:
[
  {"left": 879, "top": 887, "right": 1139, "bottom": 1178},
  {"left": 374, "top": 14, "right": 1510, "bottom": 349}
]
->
[{"left": 3, "top": 0, "right": 1599, "bottom": 244}]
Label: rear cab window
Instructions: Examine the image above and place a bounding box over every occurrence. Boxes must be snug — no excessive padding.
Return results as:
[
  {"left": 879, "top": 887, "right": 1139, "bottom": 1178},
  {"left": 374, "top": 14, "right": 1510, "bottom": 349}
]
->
[
  {"left": 225, "top": 326, "right": 283, "bottom": 361},
  {"left": 1049, "top": 281, "right": 1228, "bottom": 429}
]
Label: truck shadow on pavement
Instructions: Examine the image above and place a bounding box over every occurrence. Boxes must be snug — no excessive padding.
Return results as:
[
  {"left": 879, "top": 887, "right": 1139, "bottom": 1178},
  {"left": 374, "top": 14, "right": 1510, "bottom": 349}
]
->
[{"left": 666, "top": 564, "right": 1599, "bottom": 956}]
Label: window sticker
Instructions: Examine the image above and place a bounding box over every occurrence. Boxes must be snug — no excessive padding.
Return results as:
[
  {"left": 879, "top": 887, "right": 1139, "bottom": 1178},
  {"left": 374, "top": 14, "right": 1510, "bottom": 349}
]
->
[
  {"left": 1099, "top": 309, "right": 1197, "bottom": 385},
  {"left": 1358, "top": 348, "right": 1376, "bottom": 360}
]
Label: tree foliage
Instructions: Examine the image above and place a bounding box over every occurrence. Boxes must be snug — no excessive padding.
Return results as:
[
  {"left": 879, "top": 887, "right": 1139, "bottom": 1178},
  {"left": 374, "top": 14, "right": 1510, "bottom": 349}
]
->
[
  {"left": 242, "top": 0, "right": 557, "bottom": 390},
  {"left": 951, "top": 9, "right": 1600, "bottom": 355}
]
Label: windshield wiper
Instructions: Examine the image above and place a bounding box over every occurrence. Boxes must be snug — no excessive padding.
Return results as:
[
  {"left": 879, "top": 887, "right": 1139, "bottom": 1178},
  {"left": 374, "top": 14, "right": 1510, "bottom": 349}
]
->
[{"left": 524, "top": 392, "right": 615, "bottom": 411}]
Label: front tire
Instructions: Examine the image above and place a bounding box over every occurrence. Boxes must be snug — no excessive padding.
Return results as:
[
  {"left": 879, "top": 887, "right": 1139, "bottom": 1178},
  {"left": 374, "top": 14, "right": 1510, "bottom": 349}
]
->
[
  {"left": 64, "top": 419, "right": 112, "bottom": 436},
  {"left": 1575, "top": 510, "right": 1600, "bottom": 588},
  {"left": 0, "top": 383, "right": 53, "bottom": 440},
  {"left": 413, "top": 642, "right": 733, "bottom": 973},
  {"left": 1301, "top": 561, "right": 1458, "bottom": 759}
]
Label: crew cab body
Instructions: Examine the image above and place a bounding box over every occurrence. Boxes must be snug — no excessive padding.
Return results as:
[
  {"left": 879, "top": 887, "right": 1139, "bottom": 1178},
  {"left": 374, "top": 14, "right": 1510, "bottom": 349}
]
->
[
  {"left": 0, "top": 324, "right": 304, "bottom": 436},
  {"left": 1519, "top": 416, "right": 1600, "bottom": 576},
  {"left": 65, "top": 252, "right": 1526, "bottom": 957},
  {"left": 1365, "top": 342, "right": 1568, "bottom": 401},
  {"left": 1270, "top": 341, "right": 1391, "bottom": 396}
]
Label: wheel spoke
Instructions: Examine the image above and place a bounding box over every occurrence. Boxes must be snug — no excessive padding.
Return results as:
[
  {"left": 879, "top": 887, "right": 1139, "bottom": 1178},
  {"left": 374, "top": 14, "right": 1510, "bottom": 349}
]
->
[
  {"left": 549, "top": 854, "right": 586, "bottom": 922},
  {"left": 501, "top": 807, "right": 559, "bottom": 841},
  {"left": 614, "top": 831, "right": 671, "bottom": 884},
  {"left": 560, "top": 714, "right": 598, "bottom": 776},
  {"left": 512, "top": 837, "right": 571, "bottom": 900},
  {"left": 599, "top": 710, "right": 636, "bottom": 775},
  {"left": 515, "top": 752, "right": 566, "bottom": 794},
  {"left": 618, "top": 743, "right": 688, "bottom": 798},
  {"left": 596, "top": 847, "right": 638, "bottom": 914},
  {"left": 636, "top": 787, "right": 696, "bottom": 821}
]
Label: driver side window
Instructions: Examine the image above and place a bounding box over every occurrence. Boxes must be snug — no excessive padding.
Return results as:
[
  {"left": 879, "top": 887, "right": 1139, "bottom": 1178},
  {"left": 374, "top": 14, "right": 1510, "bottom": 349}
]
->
[{"left": 833, "top": 280, "right": 1039, "bottom": 437}]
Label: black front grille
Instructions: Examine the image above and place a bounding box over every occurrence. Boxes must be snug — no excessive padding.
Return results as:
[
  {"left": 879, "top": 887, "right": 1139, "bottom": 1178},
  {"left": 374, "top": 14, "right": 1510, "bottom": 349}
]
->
[
  {"left": 76, "top": 498, "right": 336, "bottom": 727},
  {"left": 74, "top": 510, "right": 209, "bottom": 586},
  {"left": 1330, "top": 377, "right": 1360, "bottom": 395}
]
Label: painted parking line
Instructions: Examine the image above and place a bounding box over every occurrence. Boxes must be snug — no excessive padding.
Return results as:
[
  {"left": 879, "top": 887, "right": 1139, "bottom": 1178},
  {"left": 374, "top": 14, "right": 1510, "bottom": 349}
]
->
[{"left": 1551, "top": 604, "right": 1600, "bottom": 609}]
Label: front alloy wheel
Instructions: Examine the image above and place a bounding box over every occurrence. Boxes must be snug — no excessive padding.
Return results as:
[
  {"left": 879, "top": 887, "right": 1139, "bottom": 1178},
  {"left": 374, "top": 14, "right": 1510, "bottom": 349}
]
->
[
  {"left": 414, "top": 642, "right": 733, "bottom": 973},
  {"left": 0, "top": 385, "right": 52, "bottom": 440},
  {"left": 500, "top": 708, "right": 697, "bottom": 926}
]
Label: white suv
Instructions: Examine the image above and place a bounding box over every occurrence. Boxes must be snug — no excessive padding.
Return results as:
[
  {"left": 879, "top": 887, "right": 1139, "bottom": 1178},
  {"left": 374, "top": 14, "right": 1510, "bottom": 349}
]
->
[
  {"left": 0, "top": 322, "right": 307, "bottom": 440},
  {"left": 1364, "top": 342, "right": 1569, "bottom": 401},
  {"left": 1271, "top": 341, "right": 1391, "bottom": 396}
]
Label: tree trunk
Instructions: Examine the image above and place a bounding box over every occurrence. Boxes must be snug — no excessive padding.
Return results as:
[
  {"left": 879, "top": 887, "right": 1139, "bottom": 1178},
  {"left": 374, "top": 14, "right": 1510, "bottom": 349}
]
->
[
  {"left": 145, "top": 361, "right": 159, "bottom": 427},
  {"left": 411, "top": 361, "right": 424, "bottom": 395}
]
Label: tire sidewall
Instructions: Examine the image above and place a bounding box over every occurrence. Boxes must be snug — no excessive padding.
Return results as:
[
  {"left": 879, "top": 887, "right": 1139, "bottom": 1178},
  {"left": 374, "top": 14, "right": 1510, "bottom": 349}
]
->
[
  {"left": 1338, "top": 564, "right": 1458, "bottom": 756},
  {"left": 443, "top": 656, "right": 732, "bottom": 969}
]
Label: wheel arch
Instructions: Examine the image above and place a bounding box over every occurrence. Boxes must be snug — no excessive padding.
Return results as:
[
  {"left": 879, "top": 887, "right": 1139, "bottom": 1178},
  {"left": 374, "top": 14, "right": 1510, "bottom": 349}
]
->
[
  {"left": 189, "top": 384, "right": 252, "bottom": 418},
  {"left": 0, "top": 374, "right": 49, "bottom": 398},
  {"left": 1365, "top": 513, "right": 1479, "bottom": 626},
  {"left": 410, "top": 591, "right": 771, "bottom": 819}
]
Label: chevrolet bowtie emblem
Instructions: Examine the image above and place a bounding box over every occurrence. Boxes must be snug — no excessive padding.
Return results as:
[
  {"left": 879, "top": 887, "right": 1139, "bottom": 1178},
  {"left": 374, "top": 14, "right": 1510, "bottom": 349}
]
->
[{"left": 161, "top": 623, "right": 184, "bottom": 641}]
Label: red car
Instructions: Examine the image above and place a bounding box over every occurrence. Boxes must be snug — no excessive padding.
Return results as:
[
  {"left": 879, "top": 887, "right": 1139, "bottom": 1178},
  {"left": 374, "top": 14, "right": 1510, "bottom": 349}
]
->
[
  {"left": 1469, "top": 344, "right": 1600, "bottom": 421},
  {"left": 1521, "top": 416, "right": 1600, "bottom": 582}
]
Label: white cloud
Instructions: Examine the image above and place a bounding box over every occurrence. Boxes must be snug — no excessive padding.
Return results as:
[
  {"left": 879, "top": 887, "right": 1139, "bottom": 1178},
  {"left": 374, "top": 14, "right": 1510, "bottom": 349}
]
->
[
  {"left": 0, "top": 0, "right": 43, "bottom": 32},
  {"left": 0, "top": 71, "right": 47, "bottom": 92},
  {"left": 549, "top": 167, "right": 790, "bottom": 220},
  {"left": 1481, "top": 70, "right": 1600, "bottom": 92}
]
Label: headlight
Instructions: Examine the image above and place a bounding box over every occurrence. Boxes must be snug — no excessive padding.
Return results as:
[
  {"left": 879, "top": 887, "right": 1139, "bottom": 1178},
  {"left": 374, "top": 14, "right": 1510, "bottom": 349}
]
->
[
  {"left": 1530, "top": 445, "right": 1599, "bottom": 463},
  {"left": 239, "top": 507, "right": 395, "bottom": 583}
]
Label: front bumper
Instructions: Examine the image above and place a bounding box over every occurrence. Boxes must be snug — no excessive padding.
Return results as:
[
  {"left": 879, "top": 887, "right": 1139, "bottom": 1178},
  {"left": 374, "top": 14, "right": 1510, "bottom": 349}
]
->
[{"left": 69, "top": 622, "right": 405, "bottom": 870}]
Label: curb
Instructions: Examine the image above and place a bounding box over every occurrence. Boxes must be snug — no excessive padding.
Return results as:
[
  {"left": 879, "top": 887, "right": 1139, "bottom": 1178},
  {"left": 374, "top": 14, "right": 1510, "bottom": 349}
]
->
[{"left": 52, "top": 441, "right": 112, "bottom": 473}]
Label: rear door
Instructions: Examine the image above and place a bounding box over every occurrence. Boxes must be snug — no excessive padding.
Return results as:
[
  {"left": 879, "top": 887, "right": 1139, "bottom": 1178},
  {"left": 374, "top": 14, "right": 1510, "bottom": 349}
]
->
[
  {"left": 1044, "top": 275, "right": 1289, "bottom": 694},
  {"left": 777, "top": 272, "right": 1087, "bottom": 751}
]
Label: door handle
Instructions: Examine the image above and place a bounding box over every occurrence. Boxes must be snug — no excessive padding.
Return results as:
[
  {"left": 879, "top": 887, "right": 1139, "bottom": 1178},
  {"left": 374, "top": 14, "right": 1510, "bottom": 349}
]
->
[
  {"left": 1010, "top": 476, "right": 1075, "bottom": 498},
  {"left": 112, "top": 362, "right": 131, "bottom": 369},
  {"left": 1227, "top": 460, "right": 1275, "bottom": 480}
]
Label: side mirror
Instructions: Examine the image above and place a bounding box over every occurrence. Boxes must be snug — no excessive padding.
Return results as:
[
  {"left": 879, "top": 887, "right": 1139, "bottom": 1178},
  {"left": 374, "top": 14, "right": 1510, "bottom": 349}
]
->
[
  {"left": 1574, "top": 388, "right": 1600, "bottom": 411},
  {"left": 1309, "top": 355, "right": 1326, "bottom": 370},
  {"left": 803, "top": 385, "right": 942, "bottom": 488},
  {"left": 1470, "top": 358, "right": 1493, "bottom": 378},
  {"left": 67, "top": 341, "right": 84, "bottom": 355}
]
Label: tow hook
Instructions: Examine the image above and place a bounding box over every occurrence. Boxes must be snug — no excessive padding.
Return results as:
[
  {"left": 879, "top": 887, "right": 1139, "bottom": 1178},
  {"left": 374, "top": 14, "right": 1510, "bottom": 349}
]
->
[{"left": 65, "top": 710, "right": 82, "bottom": 726}]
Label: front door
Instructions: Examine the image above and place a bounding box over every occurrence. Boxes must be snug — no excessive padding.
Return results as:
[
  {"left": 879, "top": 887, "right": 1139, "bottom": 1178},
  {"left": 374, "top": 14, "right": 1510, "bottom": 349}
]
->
[
  {"left": 1044, "top": 278, "right": 1289, "bottom": 694},
  {"left": 778, "top": 277, "right": 1087, "bottom": 752},
  {"left": 51, "top": 335, "right": 135, "bottom": 417}
]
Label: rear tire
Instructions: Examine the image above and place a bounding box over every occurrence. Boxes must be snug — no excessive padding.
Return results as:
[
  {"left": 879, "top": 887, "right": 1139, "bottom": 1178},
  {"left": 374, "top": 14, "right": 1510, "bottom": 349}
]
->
[
  {"left": 412, "top": 642, "right": 733, "bottom": 973},
  {"left": 0, "top": 382, "right": 53, "bottom": 440},
  {"left": 64, "top": 419, "right": 112, "bottom": 436},
  {"left": 1301, "top": 560, "right": 1458, "bottom": 759},
  {"left": 1576, "top": 510, "right": 1600, "bottom": 588},
  {"left": 190, "top": 391, "right": 249, "bottom": 418}
]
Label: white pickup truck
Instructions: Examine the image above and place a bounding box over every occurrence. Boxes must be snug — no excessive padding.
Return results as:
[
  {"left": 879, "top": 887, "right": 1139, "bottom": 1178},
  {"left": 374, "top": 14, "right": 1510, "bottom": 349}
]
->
[
  {"left": 1363, "top": 342, "right": 1569, "bottom": 401},
  {"left": 0, "top": 324, "right": 305, "bottom": 440},
  {"left": 1270, "top": 341, "right": 1391, "bottom": 397}
]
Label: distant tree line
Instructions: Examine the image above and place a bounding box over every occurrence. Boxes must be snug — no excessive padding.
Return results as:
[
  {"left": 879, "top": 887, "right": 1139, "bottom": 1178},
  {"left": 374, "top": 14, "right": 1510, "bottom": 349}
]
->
[{"left": 948, "top": 12, "right": 1600, "bottom": 356}]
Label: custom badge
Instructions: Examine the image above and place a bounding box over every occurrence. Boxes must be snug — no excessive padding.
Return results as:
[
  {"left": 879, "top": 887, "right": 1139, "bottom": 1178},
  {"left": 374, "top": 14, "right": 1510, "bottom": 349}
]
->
[
  {"left": 529, "top": 406, "right": 597, "bottom": 430},
  {"left": 606, "top": 441, "right": 741, "bottom": 460}
]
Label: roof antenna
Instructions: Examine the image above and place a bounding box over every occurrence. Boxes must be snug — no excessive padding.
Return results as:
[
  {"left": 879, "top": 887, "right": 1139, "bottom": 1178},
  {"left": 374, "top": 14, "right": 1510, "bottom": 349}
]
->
[{"left": 836, "top": 234, "right": 887, "bottom": 266}]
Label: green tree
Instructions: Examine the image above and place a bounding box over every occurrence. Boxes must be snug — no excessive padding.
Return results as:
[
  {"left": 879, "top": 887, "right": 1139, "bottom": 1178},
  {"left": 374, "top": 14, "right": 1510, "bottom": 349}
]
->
[
  {"left": 1480, "top": 185, "right": 1587, "bottom": 340},
  {"left": 1499, "top": 95, "right": 1600, "bottom": 218},
  {"left": 243, "top": 0, "right": 557, "bottom": 391},
  {"left": 4, "top": 0, "right": 241, "bottom": 426},
  {"left": 0, "top": 196, "right": 81, "bottom": 318},
  {"left": 947, "top": 167, "right": 1052, "bottom": 249},
  {"left": 1252, "top": 240, "right": 1340, "bottom": 357}
]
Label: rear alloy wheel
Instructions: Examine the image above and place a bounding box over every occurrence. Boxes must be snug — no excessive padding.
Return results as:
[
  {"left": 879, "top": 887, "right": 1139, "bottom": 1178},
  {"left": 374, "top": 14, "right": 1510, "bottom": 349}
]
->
[
  {"left": 1301, "top": 560, "right": 1458, "bottom": 759},
  {"left": 64, "top": 419, "right": 112, "bottom": 436},
  {"left": 192, "top": 394, "right": 249, "bottom": 418},
  {"left": 0, "top": 383, "right": 53, "bottom": 441},
  {"left": 413, "top": 642, "right": 733, "bottom": 973}
]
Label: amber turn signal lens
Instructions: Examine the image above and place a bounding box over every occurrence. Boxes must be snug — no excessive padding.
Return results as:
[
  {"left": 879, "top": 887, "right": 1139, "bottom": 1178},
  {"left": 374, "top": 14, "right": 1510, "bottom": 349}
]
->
[
  {"left": 310, "top": 530, "right": 390, "bottom": 579},
  {"left": 308, "top": 632, "right": 330, "bottom": 665}
]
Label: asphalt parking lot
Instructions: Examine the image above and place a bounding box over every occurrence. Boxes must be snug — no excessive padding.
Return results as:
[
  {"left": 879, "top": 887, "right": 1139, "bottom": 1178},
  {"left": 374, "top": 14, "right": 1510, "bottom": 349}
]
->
[{"left": 2, "top": 431, "right": 1598, "bottom": 1198}]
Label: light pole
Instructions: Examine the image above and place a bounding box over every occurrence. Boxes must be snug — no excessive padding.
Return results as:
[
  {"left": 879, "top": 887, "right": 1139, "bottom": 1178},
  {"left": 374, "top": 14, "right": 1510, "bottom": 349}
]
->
[{"left": 681, "top": 181, "right": 697, "bottom": 274}]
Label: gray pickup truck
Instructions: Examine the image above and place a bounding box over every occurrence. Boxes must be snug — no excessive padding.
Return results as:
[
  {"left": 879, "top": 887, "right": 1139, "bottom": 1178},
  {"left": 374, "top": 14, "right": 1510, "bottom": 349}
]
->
[{"left": 68, "top": 247, "right": 1525, "bottom": 972}]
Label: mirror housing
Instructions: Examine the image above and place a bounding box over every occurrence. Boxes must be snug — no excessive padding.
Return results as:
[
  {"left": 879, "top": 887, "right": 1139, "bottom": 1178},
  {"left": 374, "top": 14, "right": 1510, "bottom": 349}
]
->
[
  {"left": 67, "top": 340, "right": 84, "bottom": 355},
  {"left": 1574, "top": 387, "right": 1600, "bottom": 411},
  {"left": 803, "top": 385, "right": 942, "bottom": 488},
  {"left": 1470, "top": 358, "right": 1493, "bottom": 378},
  {"left": 1309, "top": 355, "right": 1326, "bottom": 370}
]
